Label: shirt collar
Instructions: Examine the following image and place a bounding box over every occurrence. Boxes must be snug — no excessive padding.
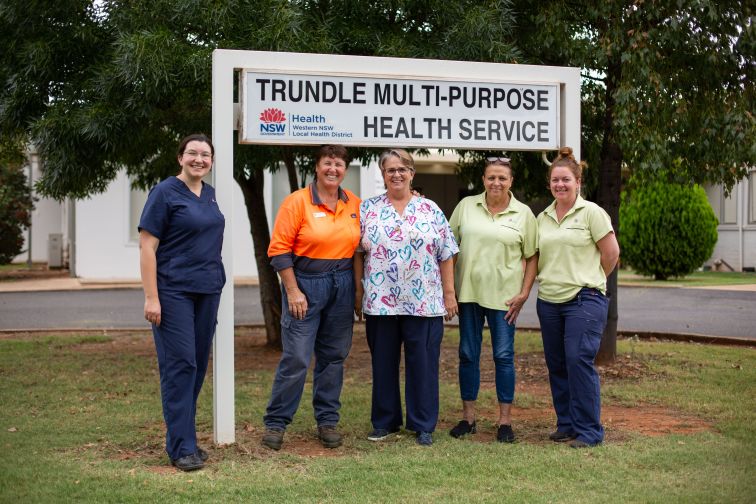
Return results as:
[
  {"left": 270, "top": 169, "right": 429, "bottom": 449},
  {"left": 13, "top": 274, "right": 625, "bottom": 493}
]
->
[
  {"left": 475, "top": 191, "right": 519, "bottom": 214},
  {"left": 545, "top": 195, "right": 586, "bottom": 220},
  {"left": 309, "top": 182, "right": 348, "bottom": 205}
]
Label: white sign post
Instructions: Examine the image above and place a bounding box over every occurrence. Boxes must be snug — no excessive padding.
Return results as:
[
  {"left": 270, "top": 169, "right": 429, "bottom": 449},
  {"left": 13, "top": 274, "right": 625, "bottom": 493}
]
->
[{"left": 212, "top": 49, "right": 580, "bottom": 444}]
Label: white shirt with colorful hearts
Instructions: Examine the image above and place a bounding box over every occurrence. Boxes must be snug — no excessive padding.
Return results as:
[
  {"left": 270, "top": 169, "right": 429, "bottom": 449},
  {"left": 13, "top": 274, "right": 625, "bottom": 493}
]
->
[{"left": 359, "top": 194, "right": 458, "bottom": 317}]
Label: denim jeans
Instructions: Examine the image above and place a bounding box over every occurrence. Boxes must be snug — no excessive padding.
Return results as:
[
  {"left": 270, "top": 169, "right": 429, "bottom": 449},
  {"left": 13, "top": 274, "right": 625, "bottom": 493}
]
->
[
  {"left": 458, "top": 302, "right": 516, "bottom": 404},
  {"left": 537, "top": 287, "right": 609, "bottom": 445},
  {"left": 263, "top": 269, "right": 355, "bottom": 430}
]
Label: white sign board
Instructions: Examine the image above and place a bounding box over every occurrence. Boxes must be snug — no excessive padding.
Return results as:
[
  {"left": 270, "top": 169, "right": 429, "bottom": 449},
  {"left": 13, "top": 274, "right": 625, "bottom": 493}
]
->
[{"left": 240, "top": 71, "right": 560, "bottom": 150}]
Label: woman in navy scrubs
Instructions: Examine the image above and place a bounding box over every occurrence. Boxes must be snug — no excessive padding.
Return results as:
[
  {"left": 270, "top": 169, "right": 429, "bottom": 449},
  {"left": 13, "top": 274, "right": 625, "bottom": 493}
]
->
[{"left": 139, "top": 133, "right": 225, "bottom": 471}]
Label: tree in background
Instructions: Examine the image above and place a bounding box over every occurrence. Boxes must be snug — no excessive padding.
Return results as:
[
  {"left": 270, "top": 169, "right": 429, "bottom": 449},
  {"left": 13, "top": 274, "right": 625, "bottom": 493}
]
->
[
  {"left": 0, "top": 0, "right": 520, "bottom": 347},
  {"left": 513, "top": 0, "right": 755, "bottom": 362},
  {"left": 619, "top": 181, "right": 718, "bottom": 280},
  {"left": 0, "top": 138, "right": 34, "bottom": 264}
]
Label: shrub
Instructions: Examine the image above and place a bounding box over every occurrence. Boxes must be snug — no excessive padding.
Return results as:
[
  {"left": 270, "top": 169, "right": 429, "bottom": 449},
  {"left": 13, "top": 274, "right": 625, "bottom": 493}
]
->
[
  {"left": 0, "top": 163, "right": 34, "bottom": 264},
  {"left": 619, "top": 182, "right": 718, "bottom": 280}
]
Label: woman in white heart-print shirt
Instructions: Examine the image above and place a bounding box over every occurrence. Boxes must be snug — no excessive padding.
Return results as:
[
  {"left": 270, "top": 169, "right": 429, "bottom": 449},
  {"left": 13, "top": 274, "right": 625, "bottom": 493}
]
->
[{"left": 354, "top": 148, "right": 458, "bottom": 447}]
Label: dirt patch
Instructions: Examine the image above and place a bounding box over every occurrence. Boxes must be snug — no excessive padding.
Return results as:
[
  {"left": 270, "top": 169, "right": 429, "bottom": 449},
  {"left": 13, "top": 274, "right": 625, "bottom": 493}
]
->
[
  {"left": 0, "top": 264, "right": 69, "bottom": 282},
  {"left": 31, "top": 325, "right": 713, "bottom": 462}
]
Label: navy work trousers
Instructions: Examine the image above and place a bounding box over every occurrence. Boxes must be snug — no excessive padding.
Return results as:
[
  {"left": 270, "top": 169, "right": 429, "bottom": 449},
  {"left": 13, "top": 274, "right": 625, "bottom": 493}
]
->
[
  {"left": 264, "top": 269, "right": 355, "bottom": 430},
  {"left": 537, "top": 288, "right": 609, "bottom": 445},
  {"left": 365, "top": 315, "right": 444, "bottom": 433},
  {"left": 152, "top": 290, "right": 220, "bottom": 460}
]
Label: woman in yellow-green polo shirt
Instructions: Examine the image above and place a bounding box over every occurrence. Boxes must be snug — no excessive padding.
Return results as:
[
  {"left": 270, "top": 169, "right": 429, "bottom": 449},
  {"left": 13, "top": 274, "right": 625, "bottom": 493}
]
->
[
  {"left": 536, "top": 147, "right": 620, "bottom": 449},
  {"left": 448, "top": 157, "right": 538, "bottom": 443}
]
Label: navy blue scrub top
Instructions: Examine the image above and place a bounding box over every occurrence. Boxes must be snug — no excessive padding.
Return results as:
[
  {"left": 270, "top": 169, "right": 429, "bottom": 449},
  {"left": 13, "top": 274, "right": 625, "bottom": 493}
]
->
[{"left": 138, "top": 177, "right": 226, "bottom": 294}]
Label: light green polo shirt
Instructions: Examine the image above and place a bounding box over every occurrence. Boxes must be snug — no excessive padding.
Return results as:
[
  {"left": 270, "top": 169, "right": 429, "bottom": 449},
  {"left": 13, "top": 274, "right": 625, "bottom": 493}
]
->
[
  {"left": 449, "top": 192, "right": 537, "bottom": 311},
  {"left": 536, "top": 196, "right": 614, "bottom": 303}
]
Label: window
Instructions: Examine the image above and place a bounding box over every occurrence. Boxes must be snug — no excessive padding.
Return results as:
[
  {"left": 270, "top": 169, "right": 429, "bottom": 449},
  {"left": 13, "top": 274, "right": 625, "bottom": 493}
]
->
[
  {"left": 706, "top": 183, "right": 737, "bottom": 225},
  {"left": 129, "top": 185, "right": 148, "bottom": 242}
]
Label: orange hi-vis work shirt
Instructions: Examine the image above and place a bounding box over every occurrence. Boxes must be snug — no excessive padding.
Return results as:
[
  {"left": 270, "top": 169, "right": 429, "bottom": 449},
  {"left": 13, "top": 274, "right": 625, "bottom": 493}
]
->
[{"left": 268, "top": 183, "right": 361, "bottom": 273}]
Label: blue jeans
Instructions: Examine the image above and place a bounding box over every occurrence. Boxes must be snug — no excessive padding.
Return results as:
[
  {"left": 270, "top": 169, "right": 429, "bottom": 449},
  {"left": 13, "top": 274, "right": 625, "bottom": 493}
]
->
[
  {"left": 458, "top": 303, "right": 516, "bottom": 404},
  {"left": 537, "top": 288, "right": 609, "bottom": 445},
  {"left": 264, "top": 269, "right": 355, "bottom": 430}
]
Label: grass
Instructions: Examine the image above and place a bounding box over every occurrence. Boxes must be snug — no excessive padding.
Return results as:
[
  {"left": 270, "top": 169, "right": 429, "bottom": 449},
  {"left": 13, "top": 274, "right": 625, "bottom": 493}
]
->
[
  {"left": 1, "top": 329, "right": 754, "bottom": 503},
  {"left": 618, "top": 268, "right": 756, "bottom": 287}
]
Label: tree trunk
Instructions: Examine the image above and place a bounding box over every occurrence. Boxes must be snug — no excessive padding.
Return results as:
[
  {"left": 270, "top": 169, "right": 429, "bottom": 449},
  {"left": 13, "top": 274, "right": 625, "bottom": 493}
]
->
[
  {"left": 235, "top": 170, "right": 282, "bottom": 349},
  {"left": 281, "top": 147, "right": 299, "bottom": 192},
  {"left": 595, "top": 58, "right": 623, "bottom": 365}
]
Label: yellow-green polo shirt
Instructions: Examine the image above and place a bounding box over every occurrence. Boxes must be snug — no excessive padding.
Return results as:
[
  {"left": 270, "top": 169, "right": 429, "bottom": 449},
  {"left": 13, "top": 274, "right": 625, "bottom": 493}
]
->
[
  {"left": 536, "top": 196, "right": 614, "bottom": 303},
  {"left": 449, "top": 191, "right": 538, "bottom": 311}
]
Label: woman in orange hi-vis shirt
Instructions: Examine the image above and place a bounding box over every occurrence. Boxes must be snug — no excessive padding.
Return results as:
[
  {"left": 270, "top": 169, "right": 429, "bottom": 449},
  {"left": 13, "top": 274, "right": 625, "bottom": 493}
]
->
[{"left": 261, "top": 145, "right": 360, "bottom": 452}]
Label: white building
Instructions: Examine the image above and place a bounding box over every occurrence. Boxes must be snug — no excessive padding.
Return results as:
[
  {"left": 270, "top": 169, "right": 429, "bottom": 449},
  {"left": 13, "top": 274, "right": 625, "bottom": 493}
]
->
[
  {"left": 16, "top": 151, "right": 461, "bottom": 280},
  {"left": 704, "top": 168, "right": 756, "bottom": 272}
]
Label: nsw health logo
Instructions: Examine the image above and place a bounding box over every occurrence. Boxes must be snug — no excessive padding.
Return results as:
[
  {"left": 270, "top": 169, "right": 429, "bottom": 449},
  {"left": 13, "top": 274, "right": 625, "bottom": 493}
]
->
[{"left": 259, "top": 108, "right": 286, "bottom": 135}]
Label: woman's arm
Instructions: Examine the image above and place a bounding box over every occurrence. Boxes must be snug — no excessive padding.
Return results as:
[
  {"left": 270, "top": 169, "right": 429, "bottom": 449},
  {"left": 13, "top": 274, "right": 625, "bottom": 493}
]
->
[
  {"left": 353, "top": 252, "right": 364, "bottom": 320},
  {"left": 139, "top": 230, "right": 161, "bottom": 326},
  {"left": 505, "top": 253, "right": 538, "bottom": 324},
  {"left": 440, "top": 257, "right": 458, "bottom": 321},
  {"left": 597, "top": 232, "right": 620, "bottom": 276}
]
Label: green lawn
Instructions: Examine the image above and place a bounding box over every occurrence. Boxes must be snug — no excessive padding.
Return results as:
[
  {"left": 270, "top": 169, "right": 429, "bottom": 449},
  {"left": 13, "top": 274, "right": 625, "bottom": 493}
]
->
[
  {"left": 618, "top": 268, "right": 756, "bottom": 287},
  {"left": 1, "top": 329, "right": 754, "bottom": 503}
]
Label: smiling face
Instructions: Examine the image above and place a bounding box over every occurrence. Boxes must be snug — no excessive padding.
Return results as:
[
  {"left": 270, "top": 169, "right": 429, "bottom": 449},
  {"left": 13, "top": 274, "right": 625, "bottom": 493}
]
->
[
  {"left": 549, "top": 166, "right": 580, "bottom": 204},
  {"left": 315, "top": 155, "right": 347, "bottom": 192},
  {"left": 483, "top": 163, "right": 513, "bottom": 198},
  {"left": 178, "top": 140, "right": 213, "bottom": 181},
  {"left": 381, "top": 155, "right": 414, "bottom": 196}
]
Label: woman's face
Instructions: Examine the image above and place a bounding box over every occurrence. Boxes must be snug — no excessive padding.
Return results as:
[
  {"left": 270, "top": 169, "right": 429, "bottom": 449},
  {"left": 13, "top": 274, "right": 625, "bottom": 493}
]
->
[
  {"left": 315, "top": 156, "right": 347, "bottom": 191},
  {"left": 178, "top": 140, "right": 213, "bottom": 180},
  {"left": 381, "top": 156, "right": 414, "bottom": 195},
  {"left": 549, "top": 166, "right": 580, "bottom": 204},
  {"left": 483, "top": 164, "right": 513, "bottom": 198}
]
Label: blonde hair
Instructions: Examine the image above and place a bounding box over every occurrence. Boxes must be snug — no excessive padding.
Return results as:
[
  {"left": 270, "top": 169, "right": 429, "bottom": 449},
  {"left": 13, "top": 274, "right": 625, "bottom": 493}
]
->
[{"left": 548, "top": 146, "right": 586, "bottom": 180}]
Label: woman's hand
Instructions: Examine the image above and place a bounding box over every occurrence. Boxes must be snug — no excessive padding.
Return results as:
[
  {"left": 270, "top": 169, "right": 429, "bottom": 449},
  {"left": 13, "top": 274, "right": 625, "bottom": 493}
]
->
[
  {"left": 504, "top": 293, "right": 527, "bottom": 324},
  {"left": 144, "top": 297, "right": 162, "bottom": 326},
  {"left": 444, "top": 291, "right": 458, "bottom": 321},
  {"left": 287, "top": 287, "right": 308, "bottom": 320}
]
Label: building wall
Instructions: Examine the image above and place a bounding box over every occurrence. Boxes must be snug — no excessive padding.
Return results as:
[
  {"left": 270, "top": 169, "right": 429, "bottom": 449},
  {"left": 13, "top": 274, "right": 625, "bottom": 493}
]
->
[
  {"left": 73, "top": 161, "right": 385, "bottom": 281},
  {"left": 13, "top": 153, "right": 65, "bottom": 264},
  {"left": 704, "top": 169, "right": 756, "bottom": 271}
]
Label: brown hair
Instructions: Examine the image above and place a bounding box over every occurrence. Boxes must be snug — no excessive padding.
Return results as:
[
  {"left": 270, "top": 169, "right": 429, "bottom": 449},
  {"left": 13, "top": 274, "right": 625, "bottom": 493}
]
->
[
  {"left": 315, "top": 145, "right": 350, "bottom": 165},
  {"left": 484, "top": 158, "right": 513, "bottom": 178},
  {"left": 379, "top": 149, "right": 415, "bottom": 171},
  {"left": 177, "top": 133, "right": 214, "bottom": 157},
  {"left": 548, "top": 146, "right": 585, "bottom": 180}
]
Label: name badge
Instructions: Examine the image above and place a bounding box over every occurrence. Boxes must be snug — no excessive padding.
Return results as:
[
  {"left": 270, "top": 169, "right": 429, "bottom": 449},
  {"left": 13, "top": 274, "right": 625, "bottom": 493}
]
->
[{"left": 313, "top": 212, "right": 326, "bottom": 218}]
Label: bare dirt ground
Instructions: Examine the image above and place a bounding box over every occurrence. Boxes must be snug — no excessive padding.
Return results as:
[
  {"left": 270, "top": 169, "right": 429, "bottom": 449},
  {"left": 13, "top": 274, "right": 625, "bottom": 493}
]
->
[
  {"left": 0, "top": 263, "right": 69, "bottom": 282},
  {"left": 39, "top": 325, "right": 714, "bottom": 465}
]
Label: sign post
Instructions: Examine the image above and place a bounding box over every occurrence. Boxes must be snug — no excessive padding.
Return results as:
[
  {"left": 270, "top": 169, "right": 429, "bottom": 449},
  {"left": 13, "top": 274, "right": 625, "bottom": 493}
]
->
[{"left": 212, "top": 49, "right": 580, "bottom": 444}]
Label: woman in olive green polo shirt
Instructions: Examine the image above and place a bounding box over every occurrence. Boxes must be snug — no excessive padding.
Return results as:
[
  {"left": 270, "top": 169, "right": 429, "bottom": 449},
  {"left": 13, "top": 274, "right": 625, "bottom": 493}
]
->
[
  {"left": 448, "top": 157, "right": 538, "bottom": 443},
  {"left": 536, "top": 147, "right": 620, "bottom": 449}
]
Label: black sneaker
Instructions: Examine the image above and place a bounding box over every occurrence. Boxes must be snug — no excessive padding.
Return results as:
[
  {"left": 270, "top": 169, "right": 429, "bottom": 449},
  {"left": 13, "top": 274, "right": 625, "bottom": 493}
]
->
[
  {"left": 496, "top": 424, "right": 516, "bottom": 443},
  {"left": 171, "top": 453, "right": 204, "bottom": 472},
  {"left": 416, "top": 431, "right": 433, "bottom": 446},
  {"left": 449, "top": 420, "right": 477, "bottom": 438},
  {"left": 367, "top": 427, "right": 400, "bottom": 441},
  {"left": 262, "top": 427, "right": 285, "bottom": 450},
  {"left": 317, "top": 425, "right": 343, "bottom": 448},
  {"left": 548, "top": 430, "right": 576, "bottom": 443}
]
